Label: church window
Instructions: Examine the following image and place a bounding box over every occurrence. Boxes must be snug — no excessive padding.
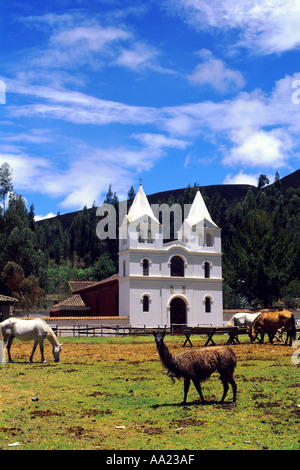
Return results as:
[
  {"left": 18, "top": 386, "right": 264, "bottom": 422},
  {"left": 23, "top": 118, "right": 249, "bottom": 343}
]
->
[
  {"left": 148, "top": 226, "right": 153, "bottom": 243},
  {"left": 206, "top": 233, "right": 213, "bottom": 247},
  {"left": 143, "top": 259, "right": 149, "bottom": 276},
  {"left": 204, "top": 296, "right": 212, "bottom": 313},
  {"left": 170, "top": 256, "right": 185, "bottom": 277},
  {"left": 204, "top": 262, "right": 210, "bottom": 279},
  {"left": 137, "top": 224, "right": 144, "bottom": 243},
  {"left": 142, "top": 295, "right": 150, "bottom": 312},
  {"left": 123, "top": 260, "right": 126, "bottom": 277}
]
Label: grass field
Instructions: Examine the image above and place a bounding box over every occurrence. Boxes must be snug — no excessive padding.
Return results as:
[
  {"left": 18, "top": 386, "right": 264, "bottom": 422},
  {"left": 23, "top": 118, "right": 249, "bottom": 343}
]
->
[{"left": 0, "top": 335, "right": 299, "bottom": 450}]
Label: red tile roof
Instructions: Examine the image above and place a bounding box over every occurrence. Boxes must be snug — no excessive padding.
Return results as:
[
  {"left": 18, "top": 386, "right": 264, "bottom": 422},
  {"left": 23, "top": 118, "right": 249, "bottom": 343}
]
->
[
  {"left": 68, "top": 281, "right": 99, "bottom": 292},
  {"left": 51, "top": 294, "right": 87, "bottom": 309},
  {"left": 72, "top": 274, "right": 119, "bottom": 293}
]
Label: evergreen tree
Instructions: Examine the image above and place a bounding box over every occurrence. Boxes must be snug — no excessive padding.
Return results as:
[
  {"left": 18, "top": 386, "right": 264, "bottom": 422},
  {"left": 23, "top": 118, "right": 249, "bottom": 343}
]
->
[{"left": 0, "top": 162, "right": 13, "bottom": 213}]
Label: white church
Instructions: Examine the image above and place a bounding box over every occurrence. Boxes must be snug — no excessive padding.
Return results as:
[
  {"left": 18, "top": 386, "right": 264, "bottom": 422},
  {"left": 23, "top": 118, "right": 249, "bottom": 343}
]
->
[{"left": 118, "top": 185, "right": 223, "bottom": 327}]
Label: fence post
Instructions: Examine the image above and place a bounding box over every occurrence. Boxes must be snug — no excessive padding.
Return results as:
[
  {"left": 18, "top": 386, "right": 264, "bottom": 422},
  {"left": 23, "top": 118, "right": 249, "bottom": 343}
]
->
[{"left": 116, "top": 325, "right": 119, "bottom": 337}]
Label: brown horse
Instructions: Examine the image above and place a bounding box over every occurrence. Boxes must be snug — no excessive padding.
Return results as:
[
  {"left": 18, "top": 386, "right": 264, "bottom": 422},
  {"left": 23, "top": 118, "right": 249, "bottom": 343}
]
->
[{"left": 250, "top": 310, "right": 296, "bottom": 346}]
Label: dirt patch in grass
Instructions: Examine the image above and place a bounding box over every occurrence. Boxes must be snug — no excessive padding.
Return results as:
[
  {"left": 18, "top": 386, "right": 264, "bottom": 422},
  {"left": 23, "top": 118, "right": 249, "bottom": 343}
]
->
[
  {"left": 65, "top": 426, "right": 86, "bottom": 437},
  {"left": 80, "top": 408, "right": 113, "bottom": 417},
  {"left": 171, "top": 417, "right": 206, "bottom": 427},
  {"left": 30, "top": 410, "right": 64, "bottom": 418},
  {"left": 0, "top": 426, "right": 22, "bottom": 436},
  {"left": 143, "top": 427, "right": 163, "bottom": 435}
]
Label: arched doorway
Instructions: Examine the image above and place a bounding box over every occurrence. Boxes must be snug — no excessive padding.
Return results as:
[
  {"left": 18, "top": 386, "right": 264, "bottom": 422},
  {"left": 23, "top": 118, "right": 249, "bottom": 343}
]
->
[{"left": 170, "top": 297, "right": 187, "bottom": 330}]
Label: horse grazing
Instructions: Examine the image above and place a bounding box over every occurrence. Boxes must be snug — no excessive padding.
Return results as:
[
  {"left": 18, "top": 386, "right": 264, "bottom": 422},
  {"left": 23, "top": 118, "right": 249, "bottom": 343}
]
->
[
  {"left": 250, "top": 310, "right": 296, "bottom": 346},
  {"left": 226, "top": 312, "right": 260, "bottom": 328},
  {"left": 0, "top": 318, "right": 63, "bottom": 363}
]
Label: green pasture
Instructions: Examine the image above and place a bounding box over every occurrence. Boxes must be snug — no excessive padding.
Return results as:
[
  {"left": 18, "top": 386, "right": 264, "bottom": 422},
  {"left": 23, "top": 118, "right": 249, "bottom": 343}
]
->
[{"left": 0, "top": 335, "right": 299, "bottom": 450}]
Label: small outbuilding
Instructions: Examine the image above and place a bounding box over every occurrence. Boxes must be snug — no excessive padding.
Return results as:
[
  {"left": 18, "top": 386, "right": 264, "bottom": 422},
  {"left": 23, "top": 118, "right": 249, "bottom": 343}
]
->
[
  {"left": 0, "top": 294, "right": 18, "bottom": 322},
  {"left": 50, "top": 274, "right": 119, "bottom": 317}
]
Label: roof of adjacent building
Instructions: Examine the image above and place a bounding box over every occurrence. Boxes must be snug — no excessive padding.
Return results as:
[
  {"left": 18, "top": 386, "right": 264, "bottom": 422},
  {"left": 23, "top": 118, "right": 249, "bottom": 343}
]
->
[
  {"left": 71, "top": 273, "right": 119, "bottom": 294},
  {"left": 69, "top": 280, "right": 99, "bottom": 293},
  {"left": 51, "top": 274, "right": 119, "bottom": 311},
  {"left": 51, "top": 294, "right": 89, "bottom": 310},
  {"left": 0, "top": 294, "right": 18, "bottom": 303}
]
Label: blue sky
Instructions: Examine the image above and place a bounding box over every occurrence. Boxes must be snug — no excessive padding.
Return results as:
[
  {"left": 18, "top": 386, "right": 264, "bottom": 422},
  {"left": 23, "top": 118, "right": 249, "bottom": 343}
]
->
[{"left": 1, "top": 0, "right": 300, "bottom": 219}]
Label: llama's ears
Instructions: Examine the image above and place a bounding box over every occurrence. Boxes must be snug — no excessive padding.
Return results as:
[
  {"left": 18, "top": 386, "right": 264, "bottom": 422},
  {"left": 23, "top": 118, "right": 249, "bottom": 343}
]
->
[{"left": 152, "top": 330, "right": 165, "bottom": 339}]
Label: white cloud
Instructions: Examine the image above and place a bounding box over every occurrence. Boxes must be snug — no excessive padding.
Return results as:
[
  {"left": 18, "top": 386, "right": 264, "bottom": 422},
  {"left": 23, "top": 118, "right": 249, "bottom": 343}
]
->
[
  {"left": 0, "top": 151, "right": 51, "bottom": 191},
  {"left": 165, "top": 0, "right": 300, "bottom": 54},
  {"left": 115, "top": 43, "right": 158, "bottom": 70},
  {"left": 34, "top": 212, "right": 56, "bottom": 222},
  {"left": 53, "top": 25, "right": 130, "bottom": 50},
  {"left": 3, "top": 128, "right": 53, "bottom": 144},
  {"left": 223, "top": 171, "right": 258, "bottom": 186},
  {"left": 40, "top": 25, "right": 131, "bottom": 70},
  {"left": 157, "top": 74, "right": 300, "bottom": 174},
  {"left": 188, "top": 49, "right": 245, "bottom": 93},
  {"left": 224, "top": 128, "right": 289, "bottom": 168},
  {"left": 17, "top": 12, "right": 171, "bottom": 76},
  {"left": 0, "top": 135, "right": 172, "bottom": 210},
  {"left": 132, "top": 133, "right": 189, "bottom": 150},
  {"left": 50, "top": 145, "right": 162, "bottom": 209},
  {"left": 6, "top": 79, "right": 160, "bottom": 126}
]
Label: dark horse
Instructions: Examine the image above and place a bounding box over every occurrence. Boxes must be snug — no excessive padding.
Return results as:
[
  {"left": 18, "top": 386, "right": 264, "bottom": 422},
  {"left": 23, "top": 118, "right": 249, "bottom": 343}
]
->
[{"left": 250, "top": 310, "right": 296, "bottom": 346}]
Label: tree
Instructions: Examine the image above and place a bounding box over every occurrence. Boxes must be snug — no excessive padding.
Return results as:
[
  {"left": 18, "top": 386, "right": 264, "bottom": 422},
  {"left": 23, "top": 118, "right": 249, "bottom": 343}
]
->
[
  {"left": 128, "top": 186, "right": 136, "bottom": 204},
  {"left": 92, "top": 252, "right": 116, "bottom": 281},
  {"left": 28, "top": 203, "right": 35, "bottom": 231},
  {"left": 5, "top": 226, "right": 37, "bottom": 276},
  {"left": 2, "top": 261, "right": 43, "bottom": 313},
  {"left": 21, "top": 274, "right": 44, "bottom": 312},
  {"left": 257, "top": 174, "right": 270, "bottom": 189},
  {"left": 1, "top": 261, "right": 24, "bottom": 294},
  {"left": 0, "top": 163, "right": 14, "bottom": 213}
]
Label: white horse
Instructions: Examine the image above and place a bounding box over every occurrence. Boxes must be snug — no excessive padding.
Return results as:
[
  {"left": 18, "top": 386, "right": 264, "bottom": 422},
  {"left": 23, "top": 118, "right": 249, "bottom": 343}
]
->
[
  {"left": 0, "top": 318, "right": 63, "bottom": 363},
  {"left": 226, "top": 312, "right": 261, "bottom": 328}
]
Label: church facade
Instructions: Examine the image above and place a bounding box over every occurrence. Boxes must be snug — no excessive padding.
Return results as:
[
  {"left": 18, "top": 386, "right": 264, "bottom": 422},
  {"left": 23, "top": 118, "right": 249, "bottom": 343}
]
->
[{"left": 118, "top": 185, "right": 223, "bottom": 327}]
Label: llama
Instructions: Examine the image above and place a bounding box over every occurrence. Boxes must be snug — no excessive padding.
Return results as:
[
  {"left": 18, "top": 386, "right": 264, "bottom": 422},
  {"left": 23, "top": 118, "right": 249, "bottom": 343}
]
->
[{"left": 153, "top": 331, "right": 237, "bottom": 404}]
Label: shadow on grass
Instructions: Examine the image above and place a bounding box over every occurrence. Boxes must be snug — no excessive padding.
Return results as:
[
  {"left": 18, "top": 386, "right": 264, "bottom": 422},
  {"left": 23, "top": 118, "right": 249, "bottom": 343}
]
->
[{"left": 151, "top": 399, "right": 237, "bottom": 409}]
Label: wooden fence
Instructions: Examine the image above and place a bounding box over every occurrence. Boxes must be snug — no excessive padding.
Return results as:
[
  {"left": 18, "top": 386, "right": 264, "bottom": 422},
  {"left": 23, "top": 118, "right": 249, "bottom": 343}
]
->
[
  {"left": 48, "top": 323, "right": 300, "bottom": 344},
  {"left": 49, "top": 324, "right": 170, "bottom": 338}
]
